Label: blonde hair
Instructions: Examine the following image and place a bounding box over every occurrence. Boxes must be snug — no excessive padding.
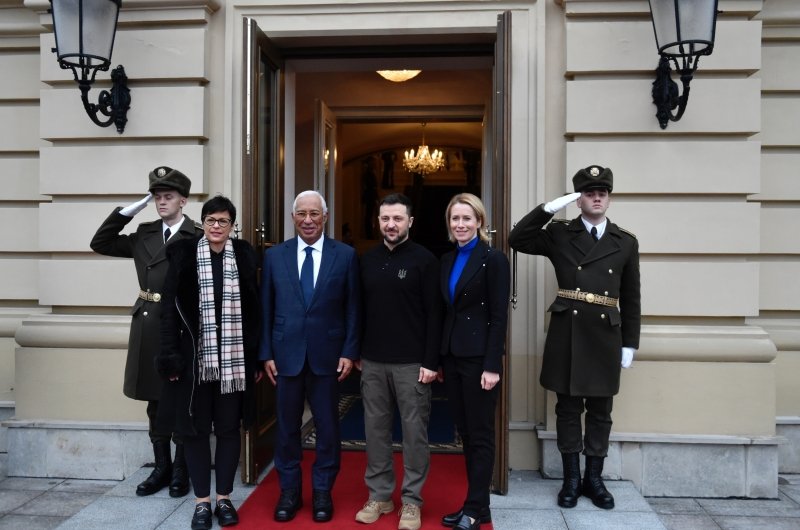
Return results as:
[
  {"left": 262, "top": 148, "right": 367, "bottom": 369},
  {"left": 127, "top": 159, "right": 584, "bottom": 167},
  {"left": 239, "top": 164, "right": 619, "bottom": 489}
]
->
[{"left": 445, "top": 193, "right": 490, "bottom": 243}]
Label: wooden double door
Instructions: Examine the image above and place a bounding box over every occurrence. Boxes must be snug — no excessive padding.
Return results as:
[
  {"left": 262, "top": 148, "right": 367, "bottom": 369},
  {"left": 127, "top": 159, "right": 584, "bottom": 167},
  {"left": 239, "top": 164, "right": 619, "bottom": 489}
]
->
[{"left": 239, "top": 12, "right": 512, "bottom": 493}]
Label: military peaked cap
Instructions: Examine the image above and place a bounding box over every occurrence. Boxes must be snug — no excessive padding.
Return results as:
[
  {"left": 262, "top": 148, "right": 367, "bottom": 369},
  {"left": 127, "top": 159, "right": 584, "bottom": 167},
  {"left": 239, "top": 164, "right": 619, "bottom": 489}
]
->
[
  {"left": 148, "top": 166, "right": 191, "bottom": 197},
  {"left": 572, "top": 165, "right": 613, "bottom": 193}
]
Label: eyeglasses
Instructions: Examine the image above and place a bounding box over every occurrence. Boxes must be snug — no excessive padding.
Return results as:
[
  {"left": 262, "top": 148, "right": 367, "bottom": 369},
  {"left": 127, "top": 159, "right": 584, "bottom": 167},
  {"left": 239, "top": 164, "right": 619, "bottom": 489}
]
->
[
  {"left": 294, "top": 210, "right": 323, "bottom": 220},
  {"left": 203, "top": 217, "right": 232, "bottom": 228}
]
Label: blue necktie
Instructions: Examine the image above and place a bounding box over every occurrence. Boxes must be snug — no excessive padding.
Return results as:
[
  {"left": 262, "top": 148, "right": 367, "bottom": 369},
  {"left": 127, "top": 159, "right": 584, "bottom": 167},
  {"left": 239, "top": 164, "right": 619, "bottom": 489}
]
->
[{"left": 301, "top": 246, "right": 314, "bottom": 309}]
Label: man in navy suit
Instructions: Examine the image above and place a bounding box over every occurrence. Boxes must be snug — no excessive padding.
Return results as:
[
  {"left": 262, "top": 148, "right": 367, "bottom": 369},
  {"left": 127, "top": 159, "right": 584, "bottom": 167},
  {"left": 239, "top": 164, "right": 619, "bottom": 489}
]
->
[{"left": 260, "top": 190, "right": 361, "bottom": 523}]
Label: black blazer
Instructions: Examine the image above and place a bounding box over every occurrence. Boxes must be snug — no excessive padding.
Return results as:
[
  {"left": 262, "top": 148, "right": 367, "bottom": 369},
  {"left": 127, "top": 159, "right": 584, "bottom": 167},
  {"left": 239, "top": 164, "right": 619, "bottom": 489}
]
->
[{"left": 440, "top": 239, "right": 510, "bottom": 374}]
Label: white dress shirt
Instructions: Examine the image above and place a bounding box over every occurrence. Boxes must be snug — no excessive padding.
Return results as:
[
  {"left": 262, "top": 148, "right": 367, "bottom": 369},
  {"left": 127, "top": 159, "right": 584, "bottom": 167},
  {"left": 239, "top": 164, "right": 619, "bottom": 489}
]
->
[
  {"left": 580, "top": 217, "right": 607, "bottom": 240},
  {"left": 297, "top": 234, "right": 324, "bottom": 286},
  {"left": 162, "top": 216, "right": 185, "bottom": 241}
]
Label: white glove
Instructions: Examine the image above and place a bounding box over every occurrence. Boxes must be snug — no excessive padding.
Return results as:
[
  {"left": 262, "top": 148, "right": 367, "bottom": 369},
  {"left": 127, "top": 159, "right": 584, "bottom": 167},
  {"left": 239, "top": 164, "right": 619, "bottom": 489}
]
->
[
  {"left": 119, "top": 194, "right": 153, "bottom": 217},
  {"left": 544, "top": 192, "right": 581, "bottom": 214},
  {"left": 621, "top": 347, "right": 635, "bottom": 369}
]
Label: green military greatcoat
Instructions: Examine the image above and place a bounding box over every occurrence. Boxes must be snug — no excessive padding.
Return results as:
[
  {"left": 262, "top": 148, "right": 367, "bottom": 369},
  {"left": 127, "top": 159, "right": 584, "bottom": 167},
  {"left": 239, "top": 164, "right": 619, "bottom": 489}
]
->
[
  {"left": 91, "top": 208, "right": 203, "bottom": 401},
  {"left": 508, "top": 204, "right": 640, "bottom": 397}
]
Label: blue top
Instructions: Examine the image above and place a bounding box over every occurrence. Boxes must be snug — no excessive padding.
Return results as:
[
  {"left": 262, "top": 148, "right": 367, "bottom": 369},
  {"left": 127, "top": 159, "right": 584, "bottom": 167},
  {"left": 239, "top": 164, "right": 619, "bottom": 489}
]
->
[{"left": 448, "top": 236, "right": 479, "bottom": 302}]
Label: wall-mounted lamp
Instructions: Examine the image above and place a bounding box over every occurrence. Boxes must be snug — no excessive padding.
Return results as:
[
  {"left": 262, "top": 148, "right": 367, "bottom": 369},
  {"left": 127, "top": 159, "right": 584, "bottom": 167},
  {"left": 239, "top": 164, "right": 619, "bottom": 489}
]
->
[
  {"left": 648, "top": 0, "right": 719, "bottom": 129},
  {"left": 50, "top": 0, "right": 130, "bottom": 133}
]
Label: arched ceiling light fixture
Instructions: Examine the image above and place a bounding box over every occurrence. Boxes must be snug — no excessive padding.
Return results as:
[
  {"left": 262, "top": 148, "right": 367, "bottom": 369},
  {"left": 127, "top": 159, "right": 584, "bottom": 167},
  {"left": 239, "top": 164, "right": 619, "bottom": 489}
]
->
[{"left": 376, "top": 70, "right": 421, "bottom": 82}]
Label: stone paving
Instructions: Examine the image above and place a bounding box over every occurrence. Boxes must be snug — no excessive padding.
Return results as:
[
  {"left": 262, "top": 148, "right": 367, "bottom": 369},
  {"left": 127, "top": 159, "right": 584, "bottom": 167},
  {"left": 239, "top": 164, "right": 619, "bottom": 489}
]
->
[{"left": 1, "top": 469, "right": 799, "bottom": 529}]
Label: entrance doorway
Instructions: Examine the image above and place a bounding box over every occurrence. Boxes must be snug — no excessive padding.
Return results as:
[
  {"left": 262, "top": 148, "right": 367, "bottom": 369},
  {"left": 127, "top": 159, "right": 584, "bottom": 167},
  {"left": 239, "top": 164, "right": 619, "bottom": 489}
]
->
[
  {"left": 241, "top": 13, "right": 511, "bottom": 492},
  {"left": 324, "top": 119, "right": 485, "bottom": 258},
  {"left": 327, "top": 117, "right": 485, "bottom": 456}
]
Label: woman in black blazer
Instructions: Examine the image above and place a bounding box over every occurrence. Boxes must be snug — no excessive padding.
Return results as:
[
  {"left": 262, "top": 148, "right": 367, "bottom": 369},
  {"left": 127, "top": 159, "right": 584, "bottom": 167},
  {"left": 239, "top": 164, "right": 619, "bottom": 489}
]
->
[
  {"left": 439, "top": 193, "right": 510, "bottom": 530},
  {"left": 157, "top": 196, "right": 262, "bottom": 530}
]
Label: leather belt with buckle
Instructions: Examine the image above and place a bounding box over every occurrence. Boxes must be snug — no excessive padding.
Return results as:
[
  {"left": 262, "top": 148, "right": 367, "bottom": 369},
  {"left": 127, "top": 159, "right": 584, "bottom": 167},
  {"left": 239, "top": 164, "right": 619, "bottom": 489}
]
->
[
  {"left": 557, "top": 288, "right": 618, "bottom": 307},
  {"left": 138, "top": 289, "right": 162, "bottom": 303}
]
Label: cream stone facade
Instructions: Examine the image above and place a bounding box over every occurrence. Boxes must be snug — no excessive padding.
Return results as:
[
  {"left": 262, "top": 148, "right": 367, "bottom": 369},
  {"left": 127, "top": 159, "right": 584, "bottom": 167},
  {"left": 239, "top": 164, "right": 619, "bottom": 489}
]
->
[{"left": 0, "top": 0, "right": 797, "bottom": 498}]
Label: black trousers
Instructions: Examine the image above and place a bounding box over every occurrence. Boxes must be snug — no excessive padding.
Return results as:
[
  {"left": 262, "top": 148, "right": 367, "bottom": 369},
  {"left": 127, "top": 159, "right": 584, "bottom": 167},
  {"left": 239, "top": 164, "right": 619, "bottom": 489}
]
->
[
  {"left": 555, "top": 393, "right": 613, "bottom": 457},
  {"left": 443, "top": 355, "right": 498, "bottom": 519},
  {"left": 146, "top": 400, "right": 182, "bottom": 444},
  {"left": 183, "top": 381, "right": 243, "bottom": 498}
]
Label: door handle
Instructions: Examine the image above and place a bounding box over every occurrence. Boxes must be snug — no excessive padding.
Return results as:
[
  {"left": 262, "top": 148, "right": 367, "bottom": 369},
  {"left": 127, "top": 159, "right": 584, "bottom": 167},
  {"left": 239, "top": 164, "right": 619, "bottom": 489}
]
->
[
  {"left": 486, "top": 226, "right": 497, "bottom": 247},
  {"left": 511, "top": 223, "right": 517, "bottom": 309},
  {"left": 511, "top": 249, "right": 518, "bottom": 310}
]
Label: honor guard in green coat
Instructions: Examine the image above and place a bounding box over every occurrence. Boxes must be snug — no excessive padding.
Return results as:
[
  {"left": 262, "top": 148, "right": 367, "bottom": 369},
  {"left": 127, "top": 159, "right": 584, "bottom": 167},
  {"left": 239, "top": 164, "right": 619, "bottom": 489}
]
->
[
  {"left": 508, "top": 165, "right": 641, "bottom": 511},
  {"left": 91, "top": 167, "right": 203, "bottom": 498}
]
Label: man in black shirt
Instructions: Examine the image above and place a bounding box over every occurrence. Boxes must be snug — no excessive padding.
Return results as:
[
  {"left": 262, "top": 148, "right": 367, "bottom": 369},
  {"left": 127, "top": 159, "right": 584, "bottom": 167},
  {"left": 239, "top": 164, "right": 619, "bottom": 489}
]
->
[{"left": 354, "top": 194, "right": 443, "bottom": 530}]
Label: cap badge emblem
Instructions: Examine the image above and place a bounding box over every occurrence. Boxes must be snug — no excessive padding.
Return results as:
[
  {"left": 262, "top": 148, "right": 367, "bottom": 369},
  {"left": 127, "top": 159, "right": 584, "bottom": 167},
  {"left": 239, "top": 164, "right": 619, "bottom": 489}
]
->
[
  {"left": 590, "top": 167, "right": 600, "bottom": 177},
  {"left": 157, "top": 168, "right": 166, "bottom": 177}
]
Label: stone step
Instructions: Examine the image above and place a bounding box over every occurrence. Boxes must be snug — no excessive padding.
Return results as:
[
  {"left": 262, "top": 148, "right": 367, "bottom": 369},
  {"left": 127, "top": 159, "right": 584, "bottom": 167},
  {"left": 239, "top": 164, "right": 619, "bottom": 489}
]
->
[
  {"left": 0, "top": 400, "right": 14, "bottom": 480},
  {"left": 0, "top": 400, "right": 15, "bottom": 453}
]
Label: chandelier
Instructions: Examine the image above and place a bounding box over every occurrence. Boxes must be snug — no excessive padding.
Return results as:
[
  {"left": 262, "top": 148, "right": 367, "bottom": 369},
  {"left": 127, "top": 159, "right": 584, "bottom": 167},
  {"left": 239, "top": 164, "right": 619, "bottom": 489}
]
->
[{"left": 403, "top": 123, "right": 445, "bottom": 176}]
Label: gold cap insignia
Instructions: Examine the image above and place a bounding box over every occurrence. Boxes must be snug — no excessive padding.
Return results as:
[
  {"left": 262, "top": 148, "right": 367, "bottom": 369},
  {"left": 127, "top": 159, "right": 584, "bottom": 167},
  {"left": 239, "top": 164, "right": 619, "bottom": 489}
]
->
[
  {"left": 157, "top": 168, "right": 167, "bottom": 177},
  {"left": 590, "top": 167, "right": 600, "bottom": 177}
]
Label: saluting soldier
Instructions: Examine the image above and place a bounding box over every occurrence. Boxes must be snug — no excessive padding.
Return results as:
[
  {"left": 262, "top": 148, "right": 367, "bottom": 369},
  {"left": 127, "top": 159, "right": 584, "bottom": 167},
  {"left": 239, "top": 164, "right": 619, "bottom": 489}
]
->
[
  {"left": 508, "top": 165, "right": 640, "bottom": 511},
  {"left": 90, "top": 166, "right": 203, "bottom": 498}
]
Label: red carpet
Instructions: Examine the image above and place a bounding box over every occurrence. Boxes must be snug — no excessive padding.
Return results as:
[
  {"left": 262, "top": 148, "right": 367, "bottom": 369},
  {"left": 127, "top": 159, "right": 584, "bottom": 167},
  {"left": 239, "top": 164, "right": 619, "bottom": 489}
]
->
[{"left": 237, "top": 450, "right": 493, "bottom": 529}]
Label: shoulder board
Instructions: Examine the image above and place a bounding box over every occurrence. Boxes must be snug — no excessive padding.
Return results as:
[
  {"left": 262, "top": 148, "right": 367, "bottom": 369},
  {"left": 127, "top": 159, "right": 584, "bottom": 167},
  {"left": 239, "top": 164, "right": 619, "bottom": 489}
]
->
[
  {"left": 138, "top": 220, "right": 159, "bottom": 227},
  {"left": 194, "top": 222, "right": 203, "bottom": 229},
  {"left": 551, "top": 218, "right": 570, "bottom": 225},
  {"left": 618, "top": 226, "right": 637, "bottom": 239}
]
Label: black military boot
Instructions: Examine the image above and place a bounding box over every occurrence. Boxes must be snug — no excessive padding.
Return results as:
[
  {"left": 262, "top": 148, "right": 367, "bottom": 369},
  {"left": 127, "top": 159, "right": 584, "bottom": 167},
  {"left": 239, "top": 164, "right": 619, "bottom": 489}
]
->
[
  {"left": 136, "top": 439, "right": 172, "bottom": 496},
  {"left": 169, "top": 442, "right": 191, "bottom": 497},
  {"left": 557, "top": 452, "right": 581, "bottom": 508},
  {"left": 582, "top": 455, "right": 614, "bottom": 509}
]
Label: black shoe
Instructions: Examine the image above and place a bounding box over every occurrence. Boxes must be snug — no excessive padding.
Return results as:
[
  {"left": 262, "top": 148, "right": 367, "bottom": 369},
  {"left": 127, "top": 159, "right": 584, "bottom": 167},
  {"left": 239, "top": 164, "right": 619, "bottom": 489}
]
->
[
  {"left": 557, "top": 452, "right": 582, "bottom": 508},
  {"left": 215, "top": 498, "right": 240, "bottom": 527},
  {"left": 453, "top": 513, "right": 481, "bottom": 530},
  {"left": 274, "top": 488, "right": 302, "bottom": 522},
  {"left": 136, "top": 440, "right": 172, "bottom": 496},
  {"left": 582, "top": 455, "right": 615, "bottom": 510},
  {"left": 312, "top": 489, "right": 334, "bottom": 522},
  {"left": 169, "top": 443, "right": 190, "bottom": 498},
  {"left": 441, "top": 507, "right": 491, "bottom": 527},
  {"left": 191, "top": 502, "right": 213, "bottom": 530}
]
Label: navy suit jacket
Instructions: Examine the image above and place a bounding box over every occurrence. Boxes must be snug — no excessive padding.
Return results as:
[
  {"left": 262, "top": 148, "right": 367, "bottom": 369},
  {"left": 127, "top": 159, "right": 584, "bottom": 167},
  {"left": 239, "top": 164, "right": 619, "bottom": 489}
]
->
[{"left": 259, "top": 236, "right": 361, "bottom": 376}]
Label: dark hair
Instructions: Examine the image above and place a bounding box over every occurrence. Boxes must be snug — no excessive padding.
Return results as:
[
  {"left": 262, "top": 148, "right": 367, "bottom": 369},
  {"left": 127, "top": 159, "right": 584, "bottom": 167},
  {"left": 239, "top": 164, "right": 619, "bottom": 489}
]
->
[
  {"left": 379, "top": 193, "right": 413, "bottom": 216},
  {"left": 201, "top": 195, "right": 237, "bottom": 222}
]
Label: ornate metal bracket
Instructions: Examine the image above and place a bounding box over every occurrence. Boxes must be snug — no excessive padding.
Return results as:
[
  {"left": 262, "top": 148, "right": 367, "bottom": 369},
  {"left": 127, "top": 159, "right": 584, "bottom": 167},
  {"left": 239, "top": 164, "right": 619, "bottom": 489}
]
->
[
  {"left": 77, "top": 65, "right": 130, "bottom": 134},
  {"left": 651, "top": 57, "right": 694, "bottom": 130}
]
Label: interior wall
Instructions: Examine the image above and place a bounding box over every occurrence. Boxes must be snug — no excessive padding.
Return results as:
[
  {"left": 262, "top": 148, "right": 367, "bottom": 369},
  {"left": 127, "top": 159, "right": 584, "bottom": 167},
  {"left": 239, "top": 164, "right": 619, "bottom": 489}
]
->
[{"left": 291, "top": 68, "right": 492, "bottom": 198}]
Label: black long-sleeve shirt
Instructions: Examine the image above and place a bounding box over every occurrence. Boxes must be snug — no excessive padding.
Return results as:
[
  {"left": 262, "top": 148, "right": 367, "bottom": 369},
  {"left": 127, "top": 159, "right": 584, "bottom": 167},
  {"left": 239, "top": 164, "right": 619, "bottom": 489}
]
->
[{"left": 359, "top": 239, "right": 443, "bottom": 371}]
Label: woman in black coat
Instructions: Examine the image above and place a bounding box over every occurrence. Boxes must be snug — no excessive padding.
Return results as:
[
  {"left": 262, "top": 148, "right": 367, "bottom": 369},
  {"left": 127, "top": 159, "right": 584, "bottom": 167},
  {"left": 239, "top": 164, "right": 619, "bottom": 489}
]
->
[
  {"left": 439, "top": 193, "right": 510, "bottom": 530},
  {"left": 157, "top": 196, "right": 262, "bottom": 530}
]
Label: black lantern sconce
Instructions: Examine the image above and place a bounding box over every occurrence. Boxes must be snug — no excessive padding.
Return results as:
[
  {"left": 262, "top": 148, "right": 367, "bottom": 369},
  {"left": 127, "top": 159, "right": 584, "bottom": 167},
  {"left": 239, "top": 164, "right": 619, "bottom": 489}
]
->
[
  {"left": 648, "top": 0, "right": 719, "bottom": 129},
  {"left": 50, "top": 0, "right": 130, "bottom": 133}
]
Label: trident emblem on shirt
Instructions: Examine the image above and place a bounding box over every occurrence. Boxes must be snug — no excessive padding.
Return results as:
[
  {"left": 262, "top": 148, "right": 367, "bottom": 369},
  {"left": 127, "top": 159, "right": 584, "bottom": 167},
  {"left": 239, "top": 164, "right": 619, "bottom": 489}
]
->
[{"left": 397, "top": 269, "right": 407, "bottom": 280}]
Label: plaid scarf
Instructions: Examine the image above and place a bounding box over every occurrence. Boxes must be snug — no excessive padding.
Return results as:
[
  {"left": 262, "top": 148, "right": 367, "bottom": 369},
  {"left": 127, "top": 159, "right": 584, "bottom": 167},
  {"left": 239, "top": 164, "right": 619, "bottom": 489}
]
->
[{"left": 196, "top": 236, "right": 245, "bottom": 394}]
